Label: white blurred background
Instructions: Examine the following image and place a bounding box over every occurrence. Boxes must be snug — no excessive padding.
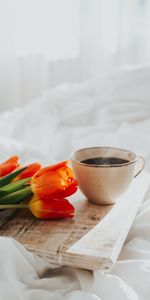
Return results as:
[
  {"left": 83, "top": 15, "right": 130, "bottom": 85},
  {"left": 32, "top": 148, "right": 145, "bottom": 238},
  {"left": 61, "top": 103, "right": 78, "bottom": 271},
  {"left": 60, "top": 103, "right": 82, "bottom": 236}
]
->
[{"left": 0, "top": 0, "right": 150, "bottom": 111}]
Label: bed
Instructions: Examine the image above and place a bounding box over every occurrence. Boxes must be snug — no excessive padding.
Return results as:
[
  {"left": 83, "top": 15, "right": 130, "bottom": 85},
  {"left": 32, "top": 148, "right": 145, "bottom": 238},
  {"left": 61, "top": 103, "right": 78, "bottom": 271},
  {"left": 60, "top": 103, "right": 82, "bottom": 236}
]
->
[{"left": 0, "top": 66, "right": 150, "bottom": 299}]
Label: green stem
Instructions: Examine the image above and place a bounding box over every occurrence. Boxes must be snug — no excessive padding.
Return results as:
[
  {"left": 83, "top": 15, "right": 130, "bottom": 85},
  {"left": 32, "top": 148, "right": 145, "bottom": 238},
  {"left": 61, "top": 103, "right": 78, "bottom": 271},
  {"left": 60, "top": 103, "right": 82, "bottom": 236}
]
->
[{"left": 0, "top": 203, "right": 28, "bottom": 209}]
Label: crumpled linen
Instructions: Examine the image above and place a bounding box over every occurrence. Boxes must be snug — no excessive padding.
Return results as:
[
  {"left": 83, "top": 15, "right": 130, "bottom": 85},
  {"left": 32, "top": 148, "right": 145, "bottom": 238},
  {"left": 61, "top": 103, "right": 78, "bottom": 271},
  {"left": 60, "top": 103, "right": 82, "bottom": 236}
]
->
[
  {"left": 1, "top": 197, "right": 150, "bottom": 300},
  {"left": 0, "top": 67, "right": 150, "bottom": 299}
]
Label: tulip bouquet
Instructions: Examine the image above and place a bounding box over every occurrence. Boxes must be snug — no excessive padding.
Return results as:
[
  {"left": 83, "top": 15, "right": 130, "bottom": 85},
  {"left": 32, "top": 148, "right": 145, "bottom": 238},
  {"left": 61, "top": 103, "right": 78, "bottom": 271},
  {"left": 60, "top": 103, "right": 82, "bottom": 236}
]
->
[{"left": 0, "top": 156, "right": 78, "bottom": 219}]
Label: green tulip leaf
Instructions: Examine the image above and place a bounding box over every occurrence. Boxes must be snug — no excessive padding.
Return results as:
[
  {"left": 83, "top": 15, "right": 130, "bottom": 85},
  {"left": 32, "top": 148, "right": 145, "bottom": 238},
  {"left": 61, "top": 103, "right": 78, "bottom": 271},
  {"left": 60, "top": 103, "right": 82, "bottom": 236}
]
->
[
  {"left": 0, "top": 167, "right": 27, "bottom": 187},
  {"left": 0, "top": 186, "right": 33, "bottom": 205},
  {"left": 0, "top": 178, "right": 31, "bottom": 197}
]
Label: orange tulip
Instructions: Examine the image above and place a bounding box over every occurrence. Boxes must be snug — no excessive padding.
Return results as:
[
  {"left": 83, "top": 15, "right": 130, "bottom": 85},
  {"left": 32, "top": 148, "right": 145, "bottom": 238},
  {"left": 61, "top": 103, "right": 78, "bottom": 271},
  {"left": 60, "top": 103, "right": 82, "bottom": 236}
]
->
[
  {"left": 14, "top": 163, "right": 41, "bottom": 181},
  {"left": 31, "top": 161, "right": 78, "bottom": 201},
  {"left": 28, "top": 196, "right": 74, "bottom": 219},
  {"left": 0, "top": 156, "right": 20, "bottom": 177}
]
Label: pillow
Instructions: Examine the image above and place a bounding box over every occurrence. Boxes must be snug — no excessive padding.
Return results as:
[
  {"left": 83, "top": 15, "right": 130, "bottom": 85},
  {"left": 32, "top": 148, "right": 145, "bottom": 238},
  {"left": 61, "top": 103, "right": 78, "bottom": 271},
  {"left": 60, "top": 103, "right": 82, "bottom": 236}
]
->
[{"left": 93, "top": 66, "right": 150, "bottom": 102}]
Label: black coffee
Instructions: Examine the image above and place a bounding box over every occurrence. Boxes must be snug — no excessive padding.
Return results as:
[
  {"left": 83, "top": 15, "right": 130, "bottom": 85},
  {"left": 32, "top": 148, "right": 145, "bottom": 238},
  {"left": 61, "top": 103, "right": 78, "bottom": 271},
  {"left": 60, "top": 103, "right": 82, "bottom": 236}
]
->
[{"left": 81, "top": 157, "right": 129, "bottom": 166}]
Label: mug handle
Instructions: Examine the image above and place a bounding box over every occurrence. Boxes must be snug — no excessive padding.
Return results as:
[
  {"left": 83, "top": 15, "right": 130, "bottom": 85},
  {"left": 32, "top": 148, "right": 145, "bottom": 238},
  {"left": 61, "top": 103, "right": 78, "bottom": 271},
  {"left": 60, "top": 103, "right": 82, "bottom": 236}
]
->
[{"left": 134, "top": 154, "right": 145, "bottom": 178}]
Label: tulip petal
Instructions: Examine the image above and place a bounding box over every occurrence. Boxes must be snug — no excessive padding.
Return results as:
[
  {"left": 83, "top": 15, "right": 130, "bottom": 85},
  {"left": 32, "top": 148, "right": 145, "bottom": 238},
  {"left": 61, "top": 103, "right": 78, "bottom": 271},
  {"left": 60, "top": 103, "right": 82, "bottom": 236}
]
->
[
  {"left": 14, "top": 163, "right": 41, "bottom": 181},
  {"left": 31, "top": 161, "right": 78, "bottom": 200},
  {"left": 34, "top": 161, "right": 68, "bottom": 178},
  {"left": 58, "top": 179, "right": 78, "bottom": 198},
  {"left": 29, "top": 196, "right": 75, "bottom": 219},
  {"left": 0, "top": 156, "right": 20, "bottom": 177}
]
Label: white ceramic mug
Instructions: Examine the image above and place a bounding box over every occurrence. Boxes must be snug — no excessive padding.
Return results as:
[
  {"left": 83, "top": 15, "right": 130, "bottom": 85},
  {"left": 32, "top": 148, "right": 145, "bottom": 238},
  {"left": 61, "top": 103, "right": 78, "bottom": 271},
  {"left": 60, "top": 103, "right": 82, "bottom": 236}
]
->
[{"left": 71, "top": 147, "right": 145, "bottom": 205}]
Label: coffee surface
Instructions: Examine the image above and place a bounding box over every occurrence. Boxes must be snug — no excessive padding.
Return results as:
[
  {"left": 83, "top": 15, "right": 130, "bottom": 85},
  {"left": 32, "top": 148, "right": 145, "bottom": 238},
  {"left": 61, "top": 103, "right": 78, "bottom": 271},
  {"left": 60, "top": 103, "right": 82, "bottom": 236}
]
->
[{"left": 81, "top": 157, "right": 129, "bottom": 166}]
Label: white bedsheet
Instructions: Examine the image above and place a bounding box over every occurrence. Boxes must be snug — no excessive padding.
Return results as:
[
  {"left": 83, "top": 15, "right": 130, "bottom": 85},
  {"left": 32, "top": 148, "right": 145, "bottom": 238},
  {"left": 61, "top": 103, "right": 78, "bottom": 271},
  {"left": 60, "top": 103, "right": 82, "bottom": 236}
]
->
[{"left": 0, "top": 67, "right": 150, "bottom": 299}]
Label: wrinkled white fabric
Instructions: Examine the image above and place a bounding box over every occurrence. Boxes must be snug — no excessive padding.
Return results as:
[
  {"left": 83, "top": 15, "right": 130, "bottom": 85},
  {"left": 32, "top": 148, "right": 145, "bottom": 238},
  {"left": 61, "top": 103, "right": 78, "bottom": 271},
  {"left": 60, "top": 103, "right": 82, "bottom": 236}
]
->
[{"left": 0, "top": 67, "right": 150, "bottom": 299}]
